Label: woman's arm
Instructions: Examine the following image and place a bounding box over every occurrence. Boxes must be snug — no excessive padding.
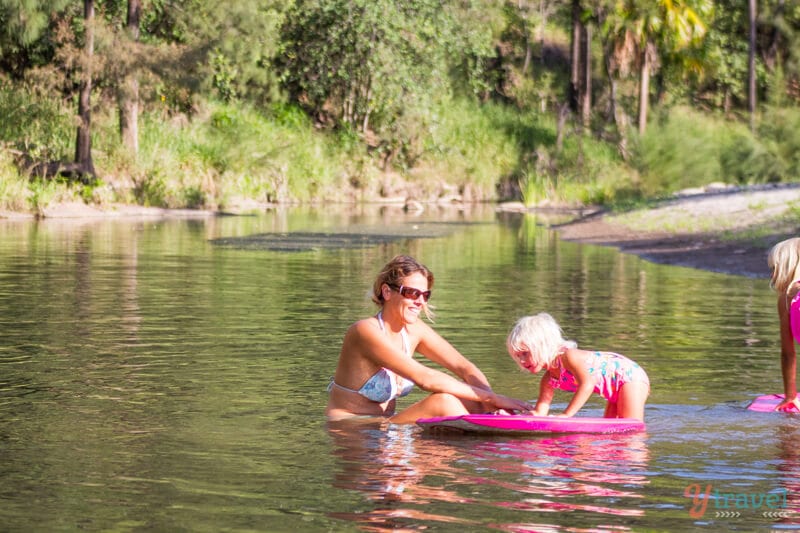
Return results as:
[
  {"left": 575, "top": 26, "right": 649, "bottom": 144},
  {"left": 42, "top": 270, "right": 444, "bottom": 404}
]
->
[
  {"left": 355, "top": 320, "right": 530, "bottom": 411},
  {"left": 558, "top": 349, "right": 595, "bottom": 417},
  {"left": 413, "top": 321, "right": 492, "bottom": 390},
  {"left": 776, "top": 294, "right": 800, "bottom": 412}
]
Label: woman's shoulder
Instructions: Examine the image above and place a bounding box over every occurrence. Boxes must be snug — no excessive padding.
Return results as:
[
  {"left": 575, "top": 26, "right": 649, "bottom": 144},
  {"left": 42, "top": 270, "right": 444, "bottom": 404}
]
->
[
  {"left": 347, "top": 316, "right": 378, "bottom": 331},
  {"left": 346, "top": 315, "right": 381, "bottom": 336}
]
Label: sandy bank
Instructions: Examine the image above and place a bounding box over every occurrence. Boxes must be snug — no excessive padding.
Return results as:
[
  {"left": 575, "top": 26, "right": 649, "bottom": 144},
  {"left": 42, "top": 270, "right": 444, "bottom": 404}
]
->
[{"left": 549, "top": 183, "right": 800, "bottom": 279}]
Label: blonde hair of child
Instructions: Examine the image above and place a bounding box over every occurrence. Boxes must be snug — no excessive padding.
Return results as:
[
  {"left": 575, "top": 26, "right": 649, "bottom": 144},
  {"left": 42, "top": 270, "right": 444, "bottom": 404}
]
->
[
  {"left": 506, "top": 312, "right": 577, "bottom": 369},
  {"left": 767, "top": 237, "right": 800, "bottom": 296}
]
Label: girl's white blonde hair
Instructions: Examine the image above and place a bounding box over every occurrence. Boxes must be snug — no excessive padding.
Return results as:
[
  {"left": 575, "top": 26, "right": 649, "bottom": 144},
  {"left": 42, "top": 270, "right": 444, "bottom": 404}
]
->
[
  {"left": 506, "top": 312, "right": 576, "bottom": 368},
  {"left": 768, "top": 237, "right": 800, "bottom": 296}
]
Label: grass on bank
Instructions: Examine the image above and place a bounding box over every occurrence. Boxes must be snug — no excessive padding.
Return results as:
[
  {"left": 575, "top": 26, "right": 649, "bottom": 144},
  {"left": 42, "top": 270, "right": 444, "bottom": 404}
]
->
[{"left": 1, "top": 80, "right": 800, "bottom": 215}]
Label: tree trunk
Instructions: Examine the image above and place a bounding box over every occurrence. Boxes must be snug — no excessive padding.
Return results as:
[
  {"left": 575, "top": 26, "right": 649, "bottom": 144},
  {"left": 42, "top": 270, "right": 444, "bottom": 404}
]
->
[
  {"left": 604, "top": 51, "right": 628, "bottom": 160},
  {"left": 568, "top": 0, "right": 581, "bottom": 112},
  {"left": 75, "top": 0, "right": 96, "bottom": 179},
  {"left": 555, "top": 101, "right": 571, "bottom": 154},
  {"left": 638, "top": 43, "right": 651, "bottom": 135},
  {"left": 521, "top": 0, "right": 532, "bottom": 75},
  {"left": 581, "top": 23, "right": 592, "bottom": 127},
  {"left": 748, "top": 0, "right": 757, "bottom": 133},
  {"left": 538, "top": 0, "right": 548, "bottom": 66},
  {"left": 764, "top": 0, "right": 783, "bottom": 72},
  {"left": 119, "top": 0, "right": 141, "bottom": 155},
  {"left": 523, "top": 36, "right": 533, "bottom": 75}
]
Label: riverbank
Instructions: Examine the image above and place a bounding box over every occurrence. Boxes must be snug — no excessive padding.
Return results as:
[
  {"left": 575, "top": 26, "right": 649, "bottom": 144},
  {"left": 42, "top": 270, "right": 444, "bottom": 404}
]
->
[
  {"left": 547, "top": 183, "right": 800, "bottom": 279},
  {"left": 3, "top": 183, "right": 798, "bottom": 279}
]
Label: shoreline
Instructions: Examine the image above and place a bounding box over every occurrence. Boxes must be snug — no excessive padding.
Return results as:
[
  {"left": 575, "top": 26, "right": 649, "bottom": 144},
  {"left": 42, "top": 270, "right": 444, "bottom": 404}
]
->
[
  {"left": 549, "top": 183, "right": 800, "bottom": 279},
  {"left": 3, "top": 184, "right": 799, "bottom": 279},
  {"left": 552, "top": 213, "right": 778, "bottom": 279}
]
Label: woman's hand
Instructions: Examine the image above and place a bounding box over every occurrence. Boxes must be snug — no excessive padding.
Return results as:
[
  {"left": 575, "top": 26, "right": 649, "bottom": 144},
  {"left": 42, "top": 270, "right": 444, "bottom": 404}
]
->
[{"left": 492, "top": 393, "right": 534, "bottom": 413}]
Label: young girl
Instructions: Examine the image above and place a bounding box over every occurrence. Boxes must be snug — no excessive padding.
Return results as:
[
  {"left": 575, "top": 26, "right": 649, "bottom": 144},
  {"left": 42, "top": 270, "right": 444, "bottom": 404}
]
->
[
  {"left": 767, "top": 237, "right": 800, "bottom": 412},
  {"left": 506, "top": 312, "right": 650, "bottom": 421}
]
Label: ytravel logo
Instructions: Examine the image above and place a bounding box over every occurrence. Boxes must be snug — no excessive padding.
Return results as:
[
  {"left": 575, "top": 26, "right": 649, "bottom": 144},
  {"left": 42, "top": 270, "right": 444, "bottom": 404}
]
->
[{"left": 684, "top": 484, "right": 792, "bottom": 519}]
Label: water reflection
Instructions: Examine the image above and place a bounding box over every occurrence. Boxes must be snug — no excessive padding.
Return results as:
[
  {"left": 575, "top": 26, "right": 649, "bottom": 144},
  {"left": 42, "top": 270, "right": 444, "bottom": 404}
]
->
[
  {"left": 474, "top": 432, "right": 650, "bottom": 532},
  {"left": 775, "top": 423, "right": 800, "bottom": 527},
  {"left": 327, "top": 419, "right": 481, "bottom": 530},
  {"left": 327, "top": 419, "right": 650, "bottom": 531}
]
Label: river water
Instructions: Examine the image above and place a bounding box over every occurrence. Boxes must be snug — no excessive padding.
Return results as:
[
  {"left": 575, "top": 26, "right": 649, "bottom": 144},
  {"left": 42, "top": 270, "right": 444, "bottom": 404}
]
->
[{"left": 0, "top": 204, "right": 797, "bottom": 532}]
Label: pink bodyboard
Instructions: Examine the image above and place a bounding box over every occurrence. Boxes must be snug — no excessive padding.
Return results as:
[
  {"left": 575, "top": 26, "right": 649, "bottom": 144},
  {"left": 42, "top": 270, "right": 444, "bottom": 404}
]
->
[
  {"left": 746, "top": 393, "right": 800, "bottom": 413},
  {"left": 416, "top": 413, "right": 645, "bottom": 435}
]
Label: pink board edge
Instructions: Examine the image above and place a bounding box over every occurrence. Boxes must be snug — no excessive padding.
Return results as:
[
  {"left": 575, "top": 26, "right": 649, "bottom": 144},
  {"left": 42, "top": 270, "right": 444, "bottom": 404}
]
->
[
  {"left": 416, "top": 414, "right": 645, "bottom": 435},
  {"left": 746, "top": 393, "right": 800, "bottom": 413}
]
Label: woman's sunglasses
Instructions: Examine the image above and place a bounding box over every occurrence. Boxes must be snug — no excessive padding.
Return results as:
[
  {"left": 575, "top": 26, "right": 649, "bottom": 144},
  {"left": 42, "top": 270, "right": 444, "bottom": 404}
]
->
[{"left": 387, "top": 284, "right": 431, "bottom": 302}]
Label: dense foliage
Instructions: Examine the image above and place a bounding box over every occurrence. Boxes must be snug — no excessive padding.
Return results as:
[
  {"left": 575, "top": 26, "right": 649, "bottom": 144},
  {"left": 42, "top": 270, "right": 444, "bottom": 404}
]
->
[{"left": 2, "top": 0, "right": 800, "bottom": 211}]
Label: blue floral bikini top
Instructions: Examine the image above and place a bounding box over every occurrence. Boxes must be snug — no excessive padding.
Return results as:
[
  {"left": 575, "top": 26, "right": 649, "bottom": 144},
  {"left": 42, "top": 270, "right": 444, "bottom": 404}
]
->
[{"left": 327, "top": 312, "right": 416, "bottom": 403}]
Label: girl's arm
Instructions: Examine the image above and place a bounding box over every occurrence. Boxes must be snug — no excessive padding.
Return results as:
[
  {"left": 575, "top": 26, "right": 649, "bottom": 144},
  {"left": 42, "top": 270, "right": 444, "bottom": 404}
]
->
[
  {"left": 533, "top": 373, "right": 554, "bottom": 416},
  {"left": 776, "top": 293, "right": 800, "bottom": 412},
  {"left": 558, "top": 349, "right": 595, "bottom": 417}
]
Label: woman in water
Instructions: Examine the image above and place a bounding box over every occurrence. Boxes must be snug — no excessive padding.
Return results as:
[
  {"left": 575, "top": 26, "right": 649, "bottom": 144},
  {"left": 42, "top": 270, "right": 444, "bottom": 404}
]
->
[{"left": 326, "top": 255, "right": 532, "bottom": 423}]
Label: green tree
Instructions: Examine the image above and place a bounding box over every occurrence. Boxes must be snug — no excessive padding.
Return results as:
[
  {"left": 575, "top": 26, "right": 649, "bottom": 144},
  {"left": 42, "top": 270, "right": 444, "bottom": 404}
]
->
[
  {"left": 279, "top": 0, "right": 443, "bottom": 132},
  {"left": 699, "top": 1, "right": 800, "bottom": 114},
  {"left": 0, "top": 0, "right": 71, "bottom": 76},
  {"left": 277, "top": 0, "right": 505, "bottom": 169},
  {"left": 601, "top": 0, "right": 710, "bottom": 134},
  {"left": 695, "top": 1, "right": 749, "bottom": 114},
  {"left": 182, "top": 1, "right": 289, "bottom": 104}
]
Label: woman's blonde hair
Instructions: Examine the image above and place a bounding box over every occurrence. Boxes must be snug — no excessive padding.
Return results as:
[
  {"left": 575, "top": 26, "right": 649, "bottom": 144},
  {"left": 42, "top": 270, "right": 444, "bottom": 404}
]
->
[
  {"left": 506, "top": 312, "right": 576, "bottom": 369},
  {"left": 768, "top": 237, "right": 800, "bottom": 295}
]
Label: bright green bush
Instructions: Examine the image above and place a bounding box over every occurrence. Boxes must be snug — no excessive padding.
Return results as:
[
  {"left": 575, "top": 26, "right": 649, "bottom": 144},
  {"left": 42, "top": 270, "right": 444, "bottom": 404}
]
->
[
  {"left": 0, "top": 82, "right": 72, "bottom": 161},
  {"left": 633, "top": 106, "right": 734, "bottom": 194},
  {"left": 417, "top": 99, "right": 520, "bottom": 198},
  {"left": 634, "top": 105, "right": 800, "bottom": 194},
  {"left": 0, "top": 149, "right": 29, "bottom": 211},
  {"left": 756, "top": 105, "right": 800, "bottom": 181}
]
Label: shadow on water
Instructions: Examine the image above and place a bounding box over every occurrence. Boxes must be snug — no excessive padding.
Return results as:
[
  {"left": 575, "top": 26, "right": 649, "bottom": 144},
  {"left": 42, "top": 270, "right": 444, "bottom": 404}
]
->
[
  {"left": 207, "top": 220, "right": 495, "bottom": 252},
  {"left": 209, "top": 231, "right": 440, "bottom": 252}
]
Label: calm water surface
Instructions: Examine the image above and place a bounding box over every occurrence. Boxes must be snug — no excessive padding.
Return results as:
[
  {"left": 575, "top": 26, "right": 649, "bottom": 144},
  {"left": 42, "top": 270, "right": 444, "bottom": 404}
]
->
[{"left": 0, "top": 205, "right": 797, "bottom": 532}]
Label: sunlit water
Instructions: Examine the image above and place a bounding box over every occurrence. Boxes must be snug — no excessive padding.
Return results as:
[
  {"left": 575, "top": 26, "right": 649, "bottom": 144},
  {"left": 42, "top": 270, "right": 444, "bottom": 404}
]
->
[{"left": 0, "top": 204, "right": 797, "bottom": 532}]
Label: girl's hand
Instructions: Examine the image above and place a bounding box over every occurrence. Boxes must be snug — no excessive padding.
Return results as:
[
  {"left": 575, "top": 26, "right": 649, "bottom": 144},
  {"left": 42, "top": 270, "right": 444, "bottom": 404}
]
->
[
  {"left": 553, "top": 413, "right": 573, "bottom": 418},
  {"left": 775, "top": 396, "right": 800, "bottom": 412}
]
